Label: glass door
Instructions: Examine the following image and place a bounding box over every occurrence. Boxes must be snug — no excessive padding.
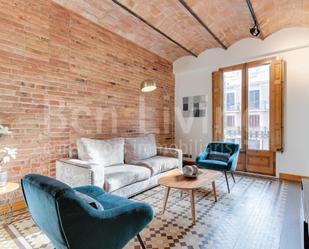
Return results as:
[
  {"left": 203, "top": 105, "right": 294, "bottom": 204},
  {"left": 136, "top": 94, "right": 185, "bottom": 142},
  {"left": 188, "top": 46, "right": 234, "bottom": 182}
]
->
[
  {"left": 247, "top": 64, "right": 270, "bottom": 151},
  {"left": 223, "top": 69, "right": 243, "bottom": 146},
  {"left": 246, "top": 62, "right": 275, "bottom": 175}
]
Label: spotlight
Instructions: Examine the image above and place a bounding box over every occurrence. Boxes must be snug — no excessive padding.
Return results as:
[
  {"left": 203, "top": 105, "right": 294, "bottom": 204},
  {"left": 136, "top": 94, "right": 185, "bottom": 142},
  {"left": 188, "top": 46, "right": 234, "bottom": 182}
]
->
[{"left": 250, "top": 24, "right": 260, "bottom": 37}]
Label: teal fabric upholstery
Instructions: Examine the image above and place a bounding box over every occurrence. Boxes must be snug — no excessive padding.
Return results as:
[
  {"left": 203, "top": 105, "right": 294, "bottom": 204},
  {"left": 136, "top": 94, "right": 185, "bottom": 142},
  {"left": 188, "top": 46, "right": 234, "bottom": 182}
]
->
[
  {"left": 196, "top": 142, "right": 240, "bottom": 172},
  {"left": 196, "top": 142, "right": 240, "bottom": 192},
  {"left": 21, "top": 174, "right": 153, "bottom": 249}
]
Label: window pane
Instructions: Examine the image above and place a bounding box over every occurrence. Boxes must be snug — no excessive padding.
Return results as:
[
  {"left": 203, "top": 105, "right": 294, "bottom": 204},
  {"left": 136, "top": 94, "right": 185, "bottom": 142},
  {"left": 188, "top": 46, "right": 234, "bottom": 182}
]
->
[
  {"left": 248, "top": 64, "right": 270, "bottom": 150},
  {"left": 249, "top": 90, "right": 260, "bottom": 109},
  {"left": 223, "top": 70, "right": 242, "bottom": 146},
  {"left": 227, "top": 115, "right": 235, "bottom": 127}
]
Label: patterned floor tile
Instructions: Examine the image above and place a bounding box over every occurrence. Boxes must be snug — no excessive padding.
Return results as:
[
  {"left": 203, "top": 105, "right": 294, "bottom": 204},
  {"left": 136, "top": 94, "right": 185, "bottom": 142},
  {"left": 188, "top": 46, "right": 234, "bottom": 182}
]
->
[{"left": 1, "top": 174, "right": 288, "bottom": 249}]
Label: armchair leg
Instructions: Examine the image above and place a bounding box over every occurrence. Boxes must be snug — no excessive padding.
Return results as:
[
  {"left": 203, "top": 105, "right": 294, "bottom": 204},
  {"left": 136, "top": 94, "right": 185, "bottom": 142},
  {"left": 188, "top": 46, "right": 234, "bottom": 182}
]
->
[
  {"left": 137, "top": 234, "right": 147, "bottom": 249},
  {"left": 224, "top": 171, "right": 230, "bottom": 193},
  {"left": 231, "top": 172, "right": 236, "bottom": 183}
]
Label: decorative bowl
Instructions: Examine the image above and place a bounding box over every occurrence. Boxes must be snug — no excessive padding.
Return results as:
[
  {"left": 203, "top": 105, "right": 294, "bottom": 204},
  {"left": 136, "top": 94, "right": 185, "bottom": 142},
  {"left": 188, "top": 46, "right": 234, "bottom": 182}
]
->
[{"left": 182, "top": 165, "right": 199, "bottom": 178}]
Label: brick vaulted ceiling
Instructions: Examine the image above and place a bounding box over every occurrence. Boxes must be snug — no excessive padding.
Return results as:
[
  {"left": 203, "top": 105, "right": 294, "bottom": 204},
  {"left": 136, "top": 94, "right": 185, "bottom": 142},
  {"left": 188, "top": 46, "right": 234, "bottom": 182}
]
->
[{"left": 53, "top": 0, "right": 309, "bottom": 62}]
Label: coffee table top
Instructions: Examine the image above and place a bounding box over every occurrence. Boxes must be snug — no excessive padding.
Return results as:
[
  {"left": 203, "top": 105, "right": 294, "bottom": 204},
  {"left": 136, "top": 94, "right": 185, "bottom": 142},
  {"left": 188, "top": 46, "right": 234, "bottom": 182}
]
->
[
  {"left": 159, "top": 169, "right": 220, "bottom": 190},
  {"left": 0, "top": 182, "right": 19, "bottom": 195}
]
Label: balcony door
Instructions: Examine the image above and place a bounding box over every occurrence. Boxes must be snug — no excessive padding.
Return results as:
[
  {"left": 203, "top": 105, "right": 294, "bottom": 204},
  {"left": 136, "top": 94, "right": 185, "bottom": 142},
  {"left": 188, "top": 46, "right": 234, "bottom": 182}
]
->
[{"left": 213, "top": 58, "right": 284, "bottom": 175}]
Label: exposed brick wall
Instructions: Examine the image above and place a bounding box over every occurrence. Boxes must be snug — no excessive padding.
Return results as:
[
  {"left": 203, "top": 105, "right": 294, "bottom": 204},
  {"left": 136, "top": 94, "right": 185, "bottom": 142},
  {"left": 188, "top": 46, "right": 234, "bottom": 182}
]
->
[{"left": 0, "top": 0, "right": 175, "bottom": 185}]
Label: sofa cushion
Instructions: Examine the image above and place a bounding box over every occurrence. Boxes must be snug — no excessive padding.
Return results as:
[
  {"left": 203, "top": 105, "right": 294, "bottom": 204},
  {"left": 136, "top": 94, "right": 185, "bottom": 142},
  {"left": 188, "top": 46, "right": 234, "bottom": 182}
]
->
[
  {"left": 77, "top": 137, "right": 124, "bottom": 167},
  {"left": 134, "top": 156, "right": 178, "bottom": 176},
  {"left": 125, "top": 134, "right": 157, "bottom": 163},
  {"left": 104, "top": 164, "right": 151, "bottom": 192}
]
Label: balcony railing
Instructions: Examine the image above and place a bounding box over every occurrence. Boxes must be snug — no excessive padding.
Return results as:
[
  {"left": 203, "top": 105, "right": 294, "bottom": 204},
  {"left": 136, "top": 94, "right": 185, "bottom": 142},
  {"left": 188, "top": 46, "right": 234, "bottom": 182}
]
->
[
  {"left": 224, "top": 126, "right": 269, "bottom": 139},
  {"left": 248, "top": 128, "right": 269, "bottom": 139},
  {"left": 226, "top": 101, "right": 269, "bottom": 112},
  {"left": 249, "top": 100, "right": 269, "bottom": 111},
  {"left": 226, "top": 103, "right": 241, "bottom": 112}
]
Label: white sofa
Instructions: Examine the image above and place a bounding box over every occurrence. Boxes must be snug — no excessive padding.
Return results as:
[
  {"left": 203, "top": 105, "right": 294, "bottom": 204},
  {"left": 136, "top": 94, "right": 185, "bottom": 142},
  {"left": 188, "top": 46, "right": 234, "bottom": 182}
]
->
[{"left": 56, "top": 134, "right": 182, "bottom": 197}]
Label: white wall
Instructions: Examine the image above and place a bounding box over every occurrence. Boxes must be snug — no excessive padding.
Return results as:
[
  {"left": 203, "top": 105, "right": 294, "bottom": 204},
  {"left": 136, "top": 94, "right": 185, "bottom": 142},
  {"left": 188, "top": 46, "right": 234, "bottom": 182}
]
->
[{"left": 174, "top": 28, "right": 309, "bottom": 177}]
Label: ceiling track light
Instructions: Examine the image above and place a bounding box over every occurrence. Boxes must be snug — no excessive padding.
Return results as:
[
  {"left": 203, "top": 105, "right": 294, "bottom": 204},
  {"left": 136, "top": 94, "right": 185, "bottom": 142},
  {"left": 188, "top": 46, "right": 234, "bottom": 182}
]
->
[
  {"left": 246, "top": 0, "right": 263, "bottom": 38},
  {"left": 250, "top": 22, "right": 260, "bottom": 37}
]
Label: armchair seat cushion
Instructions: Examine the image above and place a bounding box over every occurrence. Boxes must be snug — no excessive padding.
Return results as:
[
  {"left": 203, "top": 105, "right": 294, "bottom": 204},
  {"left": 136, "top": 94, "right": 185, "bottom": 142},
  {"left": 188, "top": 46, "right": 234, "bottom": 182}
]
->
[
  {"left": 93, "top": 192, "right": 137, "bottom": 210},
  {"left": 197, "top": 159, "right": 229, "bottom": 171},
  {"left": 74, "top": 191, "right": 104, "bottom": 210},
  {"left": 74, "top": 186, "right": 136, "bottom": 210},
  {"left": 134, "top": 156, "right": 178, "bottom": 176},
  {"left": 104, "top": 165, "right": 151, "bottom": 192}
]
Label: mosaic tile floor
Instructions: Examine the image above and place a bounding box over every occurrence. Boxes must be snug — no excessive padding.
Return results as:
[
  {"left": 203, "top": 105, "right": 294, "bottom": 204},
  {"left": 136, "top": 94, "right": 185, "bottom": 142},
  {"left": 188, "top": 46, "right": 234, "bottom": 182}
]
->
[{"left": 0, "top": 174, "right": 289, "bottom": 249}]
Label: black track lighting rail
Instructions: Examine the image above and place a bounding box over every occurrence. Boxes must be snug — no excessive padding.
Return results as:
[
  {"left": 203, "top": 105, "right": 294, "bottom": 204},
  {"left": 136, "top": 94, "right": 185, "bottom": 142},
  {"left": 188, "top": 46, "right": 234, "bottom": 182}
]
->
[
  {"left": 111, "top": 0, "right": 198, "bottom": 57},
  {"left": 178, "top": 0, "right": 227, "bottom": 49},
  {"left": 246, "top": 0, "right": 263, "bottom": 38}
]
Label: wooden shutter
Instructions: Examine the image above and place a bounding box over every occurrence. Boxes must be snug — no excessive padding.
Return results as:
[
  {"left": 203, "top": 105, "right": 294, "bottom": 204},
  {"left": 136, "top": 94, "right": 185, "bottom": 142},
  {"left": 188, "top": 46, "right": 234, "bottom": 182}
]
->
[
  {"left": 270, "top": 59, "right": 285, "bottom": 152},
  {"left": 212, "top": 71, "right": 223, "bottom": 141}
]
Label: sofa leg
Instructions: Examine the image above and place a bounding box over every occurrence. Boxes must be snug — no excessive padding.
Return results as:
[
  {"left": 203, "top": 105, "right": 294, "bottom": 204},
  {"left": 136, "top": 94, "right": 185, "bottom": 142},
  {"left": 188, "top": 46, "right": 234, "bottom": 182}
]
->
[
  {"left": 231, "top": 172, "right": 236, "bottom": 183},
  {"left": 224, "top": 171, "right": 230, "bottom": 193},
  {"left": 137, "top": 234, "right": 147, "bottom": 249}
]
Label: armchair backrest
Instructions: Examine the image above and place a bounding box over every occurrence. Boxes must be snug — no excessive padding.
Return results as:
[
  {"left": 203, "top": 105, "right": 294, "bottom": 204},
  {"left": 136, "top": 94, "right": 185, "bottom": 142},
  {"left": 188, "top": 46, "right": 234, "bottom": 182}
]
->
[
  {"left": 21, "top": 174, "right": 76, "bottom": 249},
  {"left": 22, "top": 174, "right": 153, "bottom": 249},
  {"left": 207, "top": 142, "right": 240, "bottom": 156}
]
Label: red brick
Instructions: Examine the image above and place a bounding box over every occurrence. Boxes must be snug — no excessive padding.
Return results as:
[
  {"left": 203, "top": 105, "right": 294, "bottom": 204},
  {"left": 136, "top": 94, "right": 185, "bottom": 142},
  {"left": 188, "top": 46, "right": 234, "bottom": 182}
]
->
[{"left": 0, "top": 0, "right": 175, "bottom": 203}]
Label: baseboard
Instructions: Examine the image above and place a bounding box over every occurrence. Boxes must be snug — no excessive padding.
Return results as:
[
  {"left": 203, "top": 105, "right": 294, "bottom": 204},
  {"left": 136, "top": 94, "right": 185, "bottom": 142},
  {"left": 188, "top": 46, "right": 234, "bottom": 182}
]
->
[
  {"left": 235, "top": 170, "right": 277, "bottom": 180},
  {"left": 279, "top": 173, "right": 309, "bottom": 182},
  {"left": 0, "top": 199, "right": 26, "bottom": 213}
]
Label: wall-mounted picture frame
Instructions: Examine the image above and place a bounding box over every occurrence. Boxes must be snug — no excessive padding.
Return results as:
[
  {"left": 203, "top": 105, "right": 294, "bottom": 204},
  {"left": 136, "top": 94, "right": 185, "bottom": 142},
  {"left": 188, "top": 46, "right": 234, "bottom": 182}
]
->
[{"left": 182, "top": 95, "right": 206, "bottom": 118}]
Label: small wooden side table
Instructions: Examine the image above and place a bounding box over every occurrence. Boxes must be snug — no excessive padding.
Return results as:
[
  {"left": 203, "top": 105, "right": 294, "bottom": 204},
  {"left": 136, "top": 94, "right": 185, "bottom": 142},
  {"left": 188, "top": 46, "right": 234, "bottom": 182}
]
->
[{"left": 0, "top": 182, "right": 19, "bottom": 224}]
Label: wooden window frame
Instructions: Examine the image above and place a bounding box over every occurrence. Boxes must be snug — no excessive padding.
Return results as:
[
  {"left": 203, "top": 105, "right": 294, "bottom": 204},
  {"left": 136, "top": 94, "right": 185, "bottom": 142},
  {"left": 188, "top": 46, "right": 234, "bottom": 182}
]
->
[{"left": 213, "top": 57, "right": 284, "bottom": 175}]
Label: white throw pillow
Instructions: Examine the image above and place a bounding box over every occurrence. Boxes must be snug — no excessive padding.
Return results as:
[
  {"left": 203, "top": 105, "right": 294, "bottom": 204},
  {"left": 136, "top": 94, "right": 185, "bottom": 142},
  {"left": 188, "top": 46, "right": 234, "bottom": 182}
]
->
[
  {"left": 125, "top": 134, "right": 157, "bottom": 163},
  {"left": 76, "top": 137, "right": 124, "bottom": 167}
]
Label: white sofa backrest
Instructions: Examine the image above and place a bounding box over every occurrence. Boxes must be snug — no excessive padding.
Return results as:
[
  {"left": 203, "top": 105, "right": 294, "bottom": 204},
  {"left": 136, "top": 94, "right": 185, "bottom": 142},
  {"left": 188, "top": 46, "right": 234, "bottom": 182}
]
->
[
  {"left": 77, "top": 137, "right": 124, "bottom": 167},
  {"left": 125, "top": 134, "right": 157, "bottom": 163}
]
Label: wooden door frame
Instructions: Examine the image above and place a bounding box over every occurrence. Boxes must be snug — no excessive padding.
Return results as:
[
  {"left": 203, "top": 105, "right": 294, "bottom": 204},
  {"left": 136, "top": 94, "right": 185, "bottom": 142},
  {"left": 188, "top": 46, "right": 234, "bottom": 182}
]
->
[
  {"left": 245, "top": 59, "right": 276, "bottom": 175},
  {"left": 245, "top": 59, "right": 272, "bottom": 153},
  {"left": 218, "top": 57, "right": 277, "bottom": 176}
]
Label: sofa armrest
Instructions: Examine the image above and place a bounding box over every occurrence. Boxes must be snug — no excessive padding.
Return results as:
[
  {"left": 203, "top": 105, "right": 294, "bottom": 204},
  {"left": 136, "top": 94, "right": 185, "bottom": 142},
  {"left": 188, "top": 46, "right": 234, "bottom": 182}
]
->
[
  {"left": 157, "top": 147, "right": 183, "bottom": 169},
  {"left": 56, "top": 159, "right": 105, "bottom": 188}
]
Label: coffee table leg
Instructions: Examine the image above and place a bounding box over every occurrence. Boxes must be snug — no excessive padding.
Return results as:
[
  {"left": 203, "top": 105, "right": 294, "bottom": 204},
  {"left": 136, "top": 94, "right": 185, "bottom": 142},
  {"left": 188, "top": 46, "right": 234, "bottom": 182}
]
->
[
  {"left": 212, "top": 181, "right": 217, "bottom": 202},
  {"left": 190, "top": 190, "right": 196, "bottom": 225},
  {"left": 180, "top": 190, "right": 183, "bottom": 199},
  {"left": 162, "top": 187, "right": 170, "bottom": 214}
]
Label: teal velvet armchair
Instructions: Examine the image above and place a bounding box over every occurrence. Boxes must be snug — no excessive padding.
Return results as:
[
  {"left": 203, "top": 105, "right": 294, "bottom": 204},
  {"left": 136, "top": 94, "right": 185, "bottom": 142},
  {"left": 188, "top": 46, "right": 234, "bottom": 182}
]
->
[
  {"left": 21, "top": 174, "right": 153, "bottom": 249},
  {"left": 196, "top": 142, "right": 240, "bottom": 193}
]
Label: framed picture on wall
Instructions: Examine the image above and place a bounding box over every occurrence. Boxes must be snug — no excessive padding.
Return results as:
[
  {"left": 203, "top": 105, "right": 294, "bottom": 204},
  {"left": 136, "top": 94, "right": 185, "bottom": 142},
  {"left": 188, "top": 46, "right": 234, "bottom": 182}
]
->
[{"left": 183, "top": 95, "right": 206, "bottom": 117}]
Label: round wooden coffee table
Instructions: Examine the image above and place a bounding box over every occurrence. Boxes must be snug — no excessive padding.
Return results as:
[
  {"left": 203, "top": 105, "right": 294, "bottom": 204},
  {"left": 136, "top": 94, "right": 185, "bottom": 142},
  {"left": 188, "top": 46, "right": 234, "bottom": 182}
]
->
[{"left": 159, "top": 168, "right": 220, "bottom": 225}]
